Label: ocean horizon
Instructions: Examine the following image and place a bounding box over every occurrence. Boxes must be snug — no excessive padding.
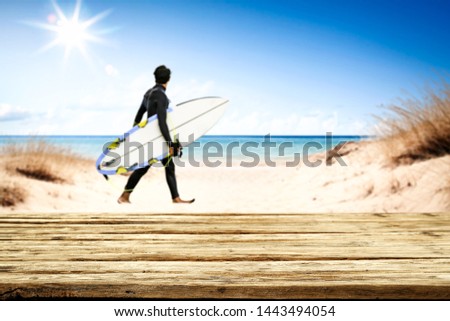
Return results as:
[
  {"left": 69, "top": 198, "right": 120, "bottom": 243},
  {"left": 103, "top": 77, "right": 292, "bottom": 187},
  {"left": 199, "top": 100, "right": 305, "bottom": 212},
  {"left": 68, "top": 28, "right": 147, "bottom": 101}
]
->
[{"left": 0, "top": 134, "right": 369, "bottom": 160}]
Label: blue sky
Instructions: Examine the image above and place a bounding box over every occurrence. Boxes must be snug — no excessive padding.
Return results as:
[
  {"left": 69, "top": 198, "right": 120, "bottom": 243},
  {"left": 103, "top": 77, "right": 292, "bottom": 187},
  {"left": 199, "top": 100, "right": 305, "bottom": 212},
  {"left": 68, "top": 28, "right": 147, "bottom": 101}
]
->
[{"left": 0, "top": 0, "right": 449, "bottom": 135}]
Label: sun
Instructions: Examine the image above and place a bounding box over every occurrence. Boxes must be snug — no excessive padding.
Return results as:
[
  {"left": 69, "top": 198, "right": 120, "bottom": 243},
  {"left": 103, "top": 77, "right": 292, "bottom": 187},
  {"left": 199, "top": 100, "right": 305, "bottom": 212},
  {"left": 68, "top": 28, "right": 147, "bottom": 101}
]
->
[
  {"left": 27, "top": 0, "right": 112, "bottom": 62},
  {"left": 56, "top": 19, "right": 88, "bottom": 49}
]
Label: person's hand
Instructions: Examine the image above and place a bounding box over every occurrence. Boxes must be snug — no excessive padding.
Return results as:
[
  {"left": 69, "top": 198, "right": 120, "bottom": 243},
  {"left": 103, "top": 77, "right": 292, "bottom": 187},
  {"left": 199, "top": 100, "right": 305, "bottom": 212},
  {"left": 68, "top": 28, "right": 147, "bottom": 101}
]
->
[
  {"left": 169, "top": 146, "right": 182, "bottom": 157},
  {"left": 169, "top": 141, "right": 182, "bottom": 157}
]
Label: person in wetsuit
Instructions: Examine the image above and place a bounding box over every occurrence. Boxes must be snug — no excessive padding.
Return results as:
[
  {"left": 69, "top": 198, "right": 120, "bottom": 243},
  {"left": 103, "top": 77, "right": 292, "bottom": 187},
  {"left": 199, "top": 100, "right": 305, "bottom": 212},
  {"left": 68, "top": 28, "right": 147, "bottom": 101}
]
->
[{"left": 117, "top": 65, "right": 194, "bottom": 204}]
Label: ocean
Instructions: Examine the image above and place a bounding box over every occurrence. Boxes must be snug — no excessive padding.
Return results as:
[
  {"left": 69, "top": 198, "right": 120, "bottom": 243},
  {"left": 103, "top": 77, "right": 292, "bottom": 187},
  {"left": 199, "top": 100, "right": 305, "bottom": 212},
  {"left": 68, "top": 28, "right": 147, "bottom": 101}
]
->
[{"left": 0, "top": 135, "right": 367, "bottom": 163}]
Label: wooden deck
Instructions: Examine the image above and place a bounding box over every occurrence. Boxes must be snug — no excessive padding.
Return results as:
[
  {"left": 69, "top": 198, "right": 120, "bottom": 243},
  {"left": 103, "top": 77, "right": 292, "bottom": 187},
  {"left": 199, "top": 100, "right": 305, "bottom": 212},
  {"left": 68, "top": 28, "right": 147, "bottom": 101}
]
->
[{"left": 0, "top": 212, "right": 449, "bottom": 299}]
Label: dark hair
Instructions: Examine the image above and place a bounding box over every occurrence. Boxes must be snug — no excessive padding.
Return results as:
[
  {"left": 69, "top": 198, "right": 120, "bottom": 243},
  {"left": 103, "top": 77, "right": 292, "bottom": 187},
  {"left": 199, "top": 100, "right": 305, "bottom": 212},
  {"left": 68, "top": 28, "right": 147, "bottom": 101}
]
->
[{"left": 154, "top": 65, "right": 171, "bottom": 84}]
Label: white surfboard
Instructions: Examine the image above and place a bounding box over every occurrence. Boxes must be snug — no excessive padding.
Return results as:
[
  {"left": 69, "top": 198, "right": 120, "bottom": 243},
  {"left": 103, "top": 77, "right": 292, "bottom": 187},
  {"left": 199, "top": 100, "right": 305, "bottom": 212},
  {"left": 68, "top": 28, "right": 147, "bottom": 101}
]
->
[{"left": 96, "top": 96, "right": 228, "bottom": 175}]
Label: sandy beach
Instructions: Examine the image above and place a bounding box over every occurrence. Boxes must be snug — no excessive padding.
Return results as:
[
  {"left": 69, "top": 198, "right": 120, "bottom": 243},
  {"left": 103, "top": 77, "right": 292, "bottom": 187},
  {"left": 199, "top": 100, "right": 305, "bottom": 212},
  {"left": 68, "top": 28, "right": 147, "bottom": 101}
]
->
[{"left": 1, "top": 138, "right": 449, "bottom": 214}]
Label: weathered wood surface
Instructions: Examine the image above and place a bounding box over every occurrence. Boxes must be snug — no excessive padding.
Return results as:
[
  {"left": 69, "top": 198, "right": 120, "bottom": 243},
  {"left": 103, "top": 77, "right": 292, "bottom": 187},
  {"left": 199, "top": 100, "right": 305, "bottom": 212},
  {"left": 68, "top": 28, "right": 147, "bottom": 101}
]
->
[{"left": 0, "top": 213, "right": 449, "bottom": 299}]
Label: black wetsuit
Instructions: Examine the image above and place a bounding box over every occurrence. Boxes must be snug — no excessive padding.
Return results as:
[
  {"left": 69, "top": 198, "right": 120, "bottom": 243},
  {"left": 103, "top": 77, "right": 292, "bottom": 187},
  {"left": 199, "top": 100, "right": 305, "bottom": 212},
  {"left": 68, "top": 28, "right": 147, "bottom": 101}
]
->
[{"left": 124, "top": 84, "right": 179, "bottom": 199}]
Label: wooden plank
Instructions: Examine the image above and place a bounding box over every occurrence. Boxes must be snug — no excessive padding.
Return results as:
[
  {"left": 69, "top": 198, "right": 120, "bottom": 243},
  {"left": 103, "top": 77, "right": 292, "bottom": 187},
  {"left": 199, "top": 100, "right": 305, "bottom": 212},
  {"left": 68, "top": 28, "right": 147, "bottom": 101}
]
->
[
  {"left": 1, "top": 243, "right": 449, "bottom": 260},
  {"left": 4, "top": 213, "right": 447, "bottom": 224},
  {"left": 3, "top": 230, "right": 449, "bottom": 242},
  {"left": 2, "top": 283, "right": 449, "bottom": 299},
  {"left": 2, "top": 231, "right": 448, "bottom": 242},
  {"left": 0, "top": 222, "right": 447, "bottom": 234},
  {"left": 0, "top": 212, "right": 449, "bottom": 299},
  {"left": 1, "top": 212, "right": 447, "bottom": 219},
  {"left": 1, "top": 260, "right": 449, "bottom": 282},
  {"left": 2, "top": 259, "right": 449, "bottom": 273}
]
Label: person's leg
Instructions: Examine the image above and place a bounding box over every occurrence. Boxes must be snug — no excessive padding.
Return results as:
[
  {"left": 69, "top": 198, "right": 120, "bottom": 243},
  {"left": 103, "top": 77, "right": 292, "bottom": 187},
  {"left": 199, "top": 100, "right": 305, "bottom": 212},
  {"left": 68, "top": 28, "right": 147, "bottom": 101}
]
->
[
  {"left": 161, "top": 156, "right": 179, "bottom": 199},
  {"left": 118, "top": 165, "right": 151, "bottom": 203},
  {"left": 161, "top": 157, "right": 195, "bottom": 203}
]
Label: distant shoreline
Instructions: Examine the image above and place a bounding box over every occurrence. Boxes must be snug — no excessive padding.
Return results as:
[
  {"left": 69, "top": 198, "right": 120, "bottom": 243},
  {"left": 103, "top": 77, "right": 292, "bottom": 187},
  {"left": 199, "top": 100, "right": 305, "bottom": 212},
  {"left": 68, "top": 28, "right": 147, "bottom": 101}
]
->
[
  {"left": 0, "top": 135, "right": 368, "bottom": 160},
  {"left": 0, "top": 134, "right": 371, "bottom": 138}
]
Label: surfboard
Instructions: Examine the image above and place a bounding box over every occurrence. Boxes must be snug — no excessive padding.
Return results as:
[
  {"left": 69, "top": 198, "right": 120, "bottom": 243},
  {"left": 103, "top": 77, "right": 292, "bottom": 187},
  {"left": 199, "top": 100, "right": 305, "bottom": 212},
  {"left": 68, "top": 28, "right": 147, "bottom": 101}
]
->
[{"left": 96, "top": 96, "right": 228, "bottom": 176}]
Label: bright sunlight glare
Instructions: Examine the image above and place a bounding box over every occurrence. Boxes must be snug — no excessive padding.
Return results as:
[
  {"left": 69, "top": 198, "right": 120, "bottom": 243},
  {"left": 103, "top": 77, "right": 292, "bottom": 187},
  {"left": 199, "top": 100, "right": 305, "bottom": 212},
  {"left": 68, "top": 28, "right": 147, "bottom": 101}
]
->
[
  {"left": 26, "top": 0, "right": 112, "bottom": 62},
  {"left": 57, "top": 19, "right": 88, "bottom": 49}
]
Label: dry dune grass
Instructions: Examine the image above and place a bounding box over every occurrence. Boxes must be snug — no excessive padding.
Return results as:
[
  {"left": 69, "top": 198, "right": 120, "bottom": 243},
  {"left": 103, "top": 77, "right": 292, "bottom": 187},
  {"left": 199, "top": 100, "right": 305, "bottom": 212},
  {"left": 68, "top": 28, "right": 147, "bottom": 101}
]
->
[
  {"left": 372, "top": 82, "right": 450, "bottom": 208},
  {"left": 0, "top": 139, "right": 88, "bottom": 207},
  {"left": 376, "top": 82, "right": 450, "bottom": 164},
  {"left": 1, "top": 140, "right": 83, "bottom": 183},
  {"left": 0, "top": 183, "right": 26, "bottom": 207}
]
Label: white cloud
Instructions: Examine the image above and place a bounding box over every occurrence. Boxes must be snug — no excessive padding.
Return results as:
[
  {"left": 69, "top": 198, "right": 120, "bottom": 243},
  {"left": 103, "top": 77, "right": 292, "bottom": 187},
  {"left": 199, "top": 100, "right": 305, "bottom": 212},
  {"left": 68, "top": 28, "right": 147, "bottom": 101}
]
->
[
  {"left": 78, "top": 87, "right": 130, "bottom": 110},
  {"left": 1, "top": 75, "right": 371, "bottom": 136},
  {"left": 77, "top": 75, "right": 218, "bottom": 113},
  {"left": 78, "top": 74, "right": 152, "bottom": 111},
  {"left": 0, "top": 103, "right": 31, "bottom": 121},
  {"left": 0, "top": 75, "right": 218, "bottom": 135},
  {"left": 104, "top": 64, "right": 119, "bottom": 77},
  {"left": 211, "top": 109, "right": 369, "bottom": 135},
  {"left": 0, "top": 103, "right": 129, "bottom": 135},
  {"left": 30, "top": 107, "right": 131, "bottom": 135}
]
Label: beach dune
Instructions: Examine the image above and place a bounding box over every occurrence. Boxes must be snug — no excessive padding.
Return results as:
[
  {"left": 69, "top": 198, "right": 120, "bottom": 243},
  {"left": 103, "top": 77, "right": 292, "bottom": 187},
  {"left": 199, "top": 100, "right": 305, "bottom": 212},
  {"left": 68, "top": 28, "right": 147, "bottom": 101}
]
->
[
  {"left": 1, "top": 84, "right": 450, "bottom": 214},
  {"left": 0, "top": 138, "right": 449, "bottom": 214}
]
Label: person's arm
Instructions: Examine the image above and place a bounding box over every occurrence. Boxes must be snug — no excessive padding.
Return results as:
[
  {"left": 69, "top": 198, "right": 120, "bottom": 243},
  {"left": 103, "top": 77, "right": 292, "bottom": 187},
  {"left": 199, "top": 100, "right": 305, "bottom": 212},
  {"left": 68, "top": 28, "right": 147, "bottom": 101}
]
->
[
  {"left": 133, "top": 99, "right": 147, "bottom": 126},
  {"left": 154, "top": 93, "right": 172, "bottom": 144}
]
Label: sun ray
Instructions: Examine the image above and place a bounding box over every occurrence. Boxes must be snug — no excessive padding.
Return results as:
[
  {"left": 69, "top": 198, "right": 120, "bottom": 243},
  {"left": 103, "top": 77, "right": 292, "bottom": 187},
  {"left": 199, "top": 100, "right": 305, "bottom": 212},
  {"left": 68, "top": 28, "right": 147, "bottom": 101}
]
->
[
  {"left": 25, "top": 0, "right": 112, "bottom": 63},
  {"left": 83, "top": 33, "right": 108, "bottom": 45},
  {"left": 82, "top": 9, "right": 112, "bottom": 29},
  {"left": 72, "top": 0, "right": 82, "bottom": 22},
  {"left": 51, "top": 0, "right": 68, "bottom": 23},
  {"left": 36, "top": 38, "right": 61, "bottom": 54},
  {"left": 95, "top": 26, "right": 121, "bottom": 36},
  {"left": 21, "top": 21, "right": 59, "bottom": 32}
]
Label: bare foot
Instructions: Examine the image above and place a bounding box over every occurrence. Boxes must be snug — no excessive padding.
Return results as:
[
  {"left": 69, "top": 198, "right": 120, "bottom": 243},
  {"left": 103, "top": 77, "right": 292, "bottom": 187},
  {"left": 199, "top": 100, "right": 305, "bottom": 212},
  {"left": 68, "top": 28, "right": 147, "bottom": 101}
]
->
[
  {"left": 117, "top": 192, "right": 131, "bottom": 204},
  {"left": 172, "top": 197, "right": 195, "bottom": 204}
]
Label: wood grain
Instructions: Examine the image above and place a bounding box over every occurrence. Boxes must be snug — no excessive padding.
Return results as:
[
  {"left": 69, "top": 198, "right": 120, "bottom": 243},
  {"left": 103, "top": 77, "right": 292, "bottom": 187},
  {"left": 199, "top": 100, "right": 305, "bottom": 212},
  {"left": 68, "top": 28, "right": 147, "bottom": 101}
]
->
[{"left": 0, "top": 212, "right": 449, "bottom": 299}]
